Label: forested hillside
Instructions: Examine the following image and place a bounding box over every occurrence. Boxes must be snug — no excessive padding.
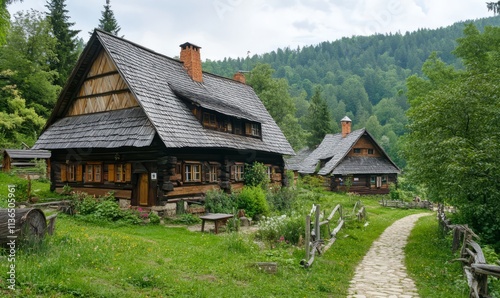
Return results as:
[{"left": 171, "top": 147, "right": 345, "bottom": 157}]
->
[{"left": 204, "top": 16, "right": 500, "bottom": 166}]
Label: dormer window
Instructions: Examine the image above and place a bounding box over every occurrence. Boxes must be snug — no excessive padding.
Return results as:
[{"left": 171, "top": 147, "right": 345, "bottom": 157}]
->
[
  {"left": 203, "top": 112, "right": 217, "bottom": 129},
  {"left": 245, "top": 122, "right": 261, "bottom": 138}
]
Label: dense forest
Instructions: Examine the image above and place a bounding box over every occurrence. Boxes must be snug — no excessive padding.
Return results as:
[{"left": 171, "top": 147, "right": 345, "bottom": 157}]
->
[
  {"left": 204, "top": 16, "right": 500, "bottom": 166},
  {"left": 1, "top": 0, "right": 500, "bottom": 169}
]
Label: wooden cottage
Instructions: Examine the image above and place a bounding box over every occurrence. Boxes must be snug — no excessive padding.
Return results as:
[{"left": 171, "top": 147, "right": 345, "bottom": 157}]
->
[
  {"left": 290, "top": 117, "right": 400, "bottom": 194},
  {"left": 33, "top": 30, "right": 294, "bottom": 208},
  {"left": 2, "top": 149, "right": 51, "bottom": 174}
]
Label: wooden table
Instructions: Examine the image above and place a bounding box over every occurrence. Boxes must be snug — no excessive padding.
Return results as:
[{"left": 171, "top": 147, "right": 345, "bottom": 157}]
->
[{"left": 199, "top": 213, "right": 234, "bottom": 234}]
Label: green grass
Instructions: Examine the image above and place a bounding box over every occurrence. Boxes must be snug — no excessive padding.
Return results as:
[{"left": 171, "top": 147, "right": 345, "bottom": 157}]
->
[
  {"left": 405, "top": 215, "right": 469, "bottom": 298},
  {"left": 0, "top": 172, "right": 66, "bottom": 207},
  {"left": 0, "top": 177, "right": 466, "bottom": 297}
]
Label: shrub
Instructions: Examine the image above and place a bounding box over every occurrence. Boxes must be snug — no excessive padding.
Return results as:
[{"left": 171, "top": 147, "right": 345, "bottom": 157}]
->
[
  {"left": 243, "top": 162, "right": 269, "bottom": 189},
  {"left": 171, "top": 213, "right": 201, "bottom": 225},
  {"left": 266, "top": 187, "right": 296, "bottom": 213},
  {"left": 236, "top": 186, "right": 269, "bottom": 219},
  {"left": 299, "top": 175, "right": 324, "bottom": 190},
  {"left": 94, "top": 200, "right": 122, "bottom": 221},
  {"left": 256, "top": 213, "right": 305, "bottom": 245},
  {"left": 204, "top": 189, "right": 236, "bottom": 214},
  {"left": 148, "top": 212, "right": 161, "bottom": 225}
]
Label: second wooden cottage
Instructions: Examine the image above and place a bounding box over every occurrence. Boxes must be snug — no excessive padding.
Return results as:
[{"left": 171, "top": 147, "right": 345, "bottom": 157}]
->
[
  {"left": 290, "top": 117, "right": 400, "bottom": 194},
  {"left": 32, "top": 30, "right": 294, "bottom": 209}
]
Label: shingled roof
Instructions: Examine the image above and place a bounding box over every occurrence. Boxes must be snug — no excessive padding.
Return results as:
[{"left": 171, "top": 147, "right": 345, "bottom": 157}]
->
[
  {"left": 33, "top": 30, "right": 294, "bottom": 156},
  {"left": 297, "top": 128, "right": 400, "bottom": 175},
  {"left": 3, "top": 149, "right": 51, "bottom": 159}
]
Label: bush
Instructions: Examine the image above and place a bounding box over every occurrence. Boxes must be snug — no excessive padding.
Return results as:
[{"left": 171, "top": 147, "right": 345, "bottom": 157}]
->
[
  {"left": 204, "top": 189, "right": 236, "bottom": 214},
  {"left": 236, "top": 186, "right": 269, "bottom": 219},
  {"left": 244, "top": 162, "right": 269, "bottom": 189},
  {"left": 299, "top": 175, "right": 324, "bottom": 190},
  {"left": 266, "top": 187, "right": 296, "bottom": 213},
  {"left": 256, "top": 213, "right": 305, "bottom": 245},
  {"left": 148, "top": 212, "right": 161, "bottom": 225}
]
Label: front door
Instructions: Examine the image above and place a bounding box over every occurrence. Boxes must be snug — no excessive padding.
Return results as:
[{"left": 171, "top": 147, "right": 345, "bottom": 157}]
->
[{"left": 138, "top": 173, "right": 149, "bottom": 206}]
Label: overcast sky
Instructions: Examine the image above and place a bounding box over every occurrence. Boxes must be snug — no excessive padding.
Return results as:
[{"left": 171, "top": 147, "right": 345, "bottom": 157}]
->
[{"left": 8, "top": 0, "right": 495, "bottom": 61}]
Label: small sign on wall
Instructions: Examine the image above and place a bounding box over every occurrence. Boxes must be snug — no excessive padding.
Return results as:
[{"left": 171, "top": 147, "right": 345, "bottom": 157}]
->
[
  {"left": 353, "top": 177, "right": 359, "bottom": 182},
  {"left": 151, "top": 172, "right": 157, "bottom": 181}
]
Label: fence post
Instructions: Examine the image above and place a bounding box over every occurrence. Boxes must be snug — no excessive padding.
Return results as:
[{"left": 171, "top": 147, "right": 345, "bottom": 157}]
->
[
  {"left": 305, "top": 215, "right": 311, "bottom": 261},
  {"left": 315, "top": 204, "right": 321, "bottom": 242}
]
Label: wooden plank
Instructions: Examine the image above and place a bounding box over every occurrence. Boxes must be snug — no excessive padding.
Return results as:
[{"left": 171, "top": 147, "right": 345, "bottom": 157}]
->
[{"left": 327, "top": 204, "right": 341, "bottom": 221}]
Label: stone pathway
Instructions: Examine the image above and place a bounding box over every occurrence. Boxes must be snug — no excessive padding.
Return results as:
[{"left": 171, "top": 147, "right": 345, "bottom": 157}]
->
[{"left": 347, "top": 213, "right": 430, "bottom": 298}]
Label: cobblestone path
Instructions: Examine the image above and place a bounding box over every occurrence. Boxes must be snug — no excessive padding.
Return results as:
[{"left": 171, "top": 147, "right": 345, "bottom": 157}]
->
[{"left": 347, "top": 213, "right": 430, "bottom": 298}]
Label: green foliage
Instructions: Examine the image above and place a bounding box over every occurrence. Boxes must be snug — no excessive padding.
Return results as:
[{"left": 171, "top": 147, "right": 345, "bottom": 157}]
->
[
  {"left": 148, "top": 212, "right": 161, "bottom": 225},
  {"left": 45, "top": 0, "right": 81, "bottom": 86},
  {"left": 256, "top": 213, "right": 305, "bottom": 246},
  {"left": 298, "top": 175, "right": 325, "bottom": 190},
  {"left": 304, "top": 87, "right": 334, "bottom": 147},
  {"left": 404, "top": 24, "right": 500, "bottom": 249},
  {"left": 243, "top": 162, "right": 269, "bottom": 189},
  {"left": 266, "top": 186, "right": 296, "bottom": 213},
  {"left": 204, "top": 189, "right": 236, "bottom": 214},
  {"left": 235, "top": 186, "right": 269, "bottom": 219},
  {"left": 97, "top": 0, "right": 121, "bottom": 36},
  {"left": 170, "top": 213, "right": 201, "bottom": 225}
]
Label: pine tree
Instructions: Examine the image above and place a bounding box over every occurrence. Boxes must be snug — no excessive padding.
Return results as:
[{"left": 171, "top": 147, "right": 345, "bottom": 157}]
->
[
  {"left": 305, "top": 87, "right": 334, "bottom": 147},
  {"left": 97, "top": 0, "right": 121, "bottom": 36},
  {"left": 45, "top": 0, "right": 80, "bottom": 86}
]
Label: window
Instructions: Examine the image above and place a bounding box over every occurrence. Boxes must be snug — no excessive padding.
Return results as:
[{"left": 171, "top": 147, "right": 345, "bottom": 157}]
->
[
  {"left": 250, "top": 123, "right": 260, "bottom": 137},
  {"left": 86, "top": 164, "right": 102, "bottom": 182},
  {"left": 115, "top": 164, "right": 126, "bottom": 182},
  {"left": 203, "top": 112, "right": 217, "bottom": 128},
  {"left": 233, "top": 164, "right": 244, "bottom": 181},
  {"left": 267, "top": 166, "right": 272, "bottom": 181},
  {"left": 370, "top": 176, "right": 376, "bottom": 185},
  {"left": 354, "top": 148, "right": 361, "bottom": 154},
  {"left": 67, "top": 164, "right": 76, "bottom": 181},
  {"left": 368, "top": 149, "right": 374, "bottom": 155},
  {"left": 208, "top": 165, "right": 218, "bottom": 183},
  {"left": 185, "top": 164, "right": 201, "bottom": 182}
]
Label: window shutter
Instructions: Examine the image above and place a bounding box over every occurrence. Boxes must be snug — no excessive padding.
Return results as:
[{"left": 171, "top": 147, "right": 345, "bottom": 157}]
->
[
  {"left": 108, "top": 164, "right": 115, "bottom": 182},
  {"left": 125, "top": 163, "right": 132, "bottom": 182},
  {"left": 76, "top": 164, "right": 83, "bottom": 182},
  {"left": 230, "top": 165, "right": 235, "bottom": 180},
  {"left": 60, "top": 164, "right": 67, "bottom": 182}
]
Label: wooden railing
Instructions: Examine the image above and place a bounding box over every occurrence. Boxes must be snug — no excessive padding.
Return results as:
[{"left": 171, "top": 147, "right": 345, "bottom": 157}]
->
[
  {"left": 380, "top": 199, "right": 433, "bottom": 209},
  {"left": 301, "top": 204, "right": 345, "bottom": 268},
  {"left": 438, "top": 204, "right": 500, "bottom": 298}
]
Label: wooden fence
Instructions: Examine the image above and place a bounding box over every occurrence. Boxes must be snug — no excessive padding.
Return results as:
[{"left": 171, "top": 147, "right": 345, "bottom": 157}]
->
[
  {"left": 438, "top": 204, "right": 500, "bottom": 298},
  {"left": 301, "top": 201, "right": 367, "bottom": 268},
  {"left": 380, "top": 199, "right": 433, "bottom": 209}
]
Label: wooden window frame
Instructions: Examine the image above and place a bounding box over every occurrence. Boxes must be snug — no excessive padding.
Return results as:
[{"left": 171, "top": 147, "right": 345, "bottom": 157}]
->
[
  {"left": 203, "top": 112, "right": 217, "bottom": 129},
  {"left": 233, "top": 164, "right": 244, "bottom": 181},
  {"left": 184, "top": 163, "right": 201, "bottom": 182},
  {"left": 67, "top": 164, "right": 76, "bottom": 182},
  {"left": 353, "top": 148, "right": 361, "bottom": 154},
  {"left": 250, "top": 123, "right": 260, "bottom": 137},
  {"left": 368, "top": 149, "right": 374, "bottom": 155},
  {"left": 85, "top": 163, "right": 103, "bottom": 183},
  {"left": 208, "top": 165, "right": 219, "bottom": 183}
]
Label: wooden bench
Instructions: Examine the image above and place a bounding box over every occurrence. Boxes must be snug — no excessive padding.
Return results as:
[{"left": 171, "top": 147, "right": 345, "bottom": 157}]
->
[{"left": 199, "top": 213, "right": 233, "bottom": 234}]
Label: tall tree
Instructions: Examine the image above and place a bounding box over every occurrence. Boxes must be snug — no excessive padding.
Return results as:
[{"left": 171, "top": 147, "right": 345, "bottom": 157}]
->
[
  {"left": 487, "top": 1, "right": 500, "bottom": 14},
  {"left": 248, "top": 63, "right": 307, "bottom": 150},
  {"left": 45, "top": 0, "right": 80, "bottom": 86},
  {"left": 403, "top": 24, "right": 500, "bottom": 248},
  {"left": 97, "top": 0, "right": 121, "bottom": 36},
  {"left": 0, "top": 0, "right": 23, "bottom": 45},
  {"left": 304, "top": 87, "right": 334, "bottom": 147}
]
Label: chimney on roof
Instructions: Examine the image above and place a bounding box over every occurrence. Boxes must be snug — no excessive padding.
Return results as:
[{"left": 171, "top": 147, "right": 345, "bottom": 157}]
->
[
  {"left": 179, "top": 42, "right": 203, "bottom": 82},
  {"left": 233, "top": 71, "right": 246, "bottom": 84},
  {"left": 341, "top": 116, "right": 352, "bottom": 138}
]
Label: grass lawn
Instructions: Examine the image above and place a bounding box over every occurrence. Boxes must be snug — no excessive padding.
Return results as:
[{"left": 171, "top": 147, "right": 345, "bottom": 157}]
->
[
  {"left": 405, "top": 215, "right": 469, "bottom": 298},
  {"left": 0, "top": 176, "right": 467, "bottom": 297}
]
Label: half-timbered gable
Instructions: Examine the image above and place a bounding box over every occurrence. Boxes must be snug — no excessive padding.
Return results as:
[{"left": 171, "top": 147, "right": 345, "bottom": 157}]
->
[
  {"left": 33, "top": 30, "right": 294, "bottom": 209},
  {"left": 292, "top": 117, "right": 400, "bottom": 194}
]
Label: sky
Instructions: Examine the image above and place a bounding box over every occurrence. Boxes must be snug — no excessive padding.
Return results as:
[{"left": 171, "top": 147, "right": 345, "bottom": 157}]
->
[{"left": 8, "top": 0, "right": 496, "bottom": 61}]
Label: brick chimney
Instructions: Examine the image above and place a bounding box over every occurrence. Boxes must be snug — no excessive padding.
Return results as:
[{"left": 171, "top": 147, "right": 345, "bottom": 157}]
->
[
  {"left": 179, "top": 42, "right": 203, "bottom": 82},
  {"left": 341, "top": 116, "right": 352, "bottom": 138},
  {"left": 233, "top": 71, "right": 246, "bottom": 84}
]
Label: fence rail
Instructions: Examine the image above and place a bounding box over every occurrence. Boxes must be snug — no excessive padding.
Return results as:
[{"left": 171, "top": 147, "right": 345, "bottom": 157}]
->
[
  {"left": 437, "top": 204, "right": 500, "bottom": 298},
  {"left": 301, "top": 201, "right": 368, "bottom": 268}
]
